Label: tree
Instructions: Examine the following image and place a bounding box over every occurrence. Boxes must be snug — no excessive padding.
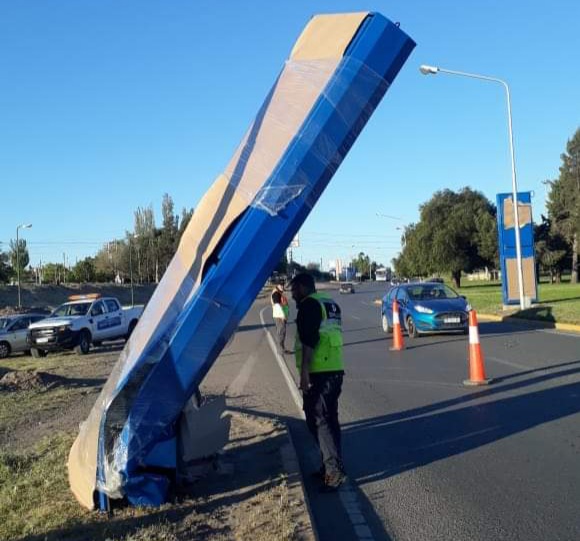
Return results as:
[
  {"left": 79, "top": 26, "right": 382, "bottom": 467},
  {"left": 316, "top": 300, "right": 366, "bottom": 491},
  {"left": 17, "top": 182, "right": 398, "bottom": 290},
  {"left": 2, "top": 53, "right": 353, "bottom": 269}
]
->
[
  {"left": 42, "top": 262, "right": 66, "bottom": 284},
  {"left": 134, "top": 206, "right": 156, "bottom": 283},
  {"left": 350, "top": 252, "right": 371, "bottom": 280},
  {"left": 534, "top": 215, "right": 569, "bottom": 283},
  {"left": 93, "top": 243, "right": 117, "bottom": 282},
  {"left": 9, "top": 238, "right": 29, "bottom": 276},
  {"left": 71, "top": 257, "right": 97, "bottom": 283},
  {"left": 177, "top": 207, "right": 194, "bottom": 242},
  {"left": 392, "top": 223, "right": 429, "bottom": 279},
  {"left": 394, "top": 188, "right": 498, "bottom": 288},
  {"left": 274, "top": 252, "right": 288, "bottom": 275},
  {"left": 0, "top": 251, "right": 10, "bottom": 283},
  {"left": 545, "top": 128, "right": 580, "bottom": 283},
  {"left": 158, "top": 194, "right": 180, "bottom": 276}
]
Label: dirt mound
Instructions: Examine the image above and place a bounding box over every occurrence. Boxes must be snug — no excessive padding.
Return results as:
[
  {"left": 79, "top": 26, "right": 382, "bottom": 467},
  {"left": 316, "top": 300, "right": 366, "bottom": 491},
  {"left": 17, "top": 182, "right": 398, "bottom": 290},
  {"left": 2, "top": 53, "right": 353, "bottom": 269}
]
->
[
  {"left": 0, "top": 370, "right": 64, "bottom": 392},
  {"left": 0, "top": 306, "right": 51, "bottom": 317},
  {"left": 0, "top": 283, "right": 156, "bottom": 311}
]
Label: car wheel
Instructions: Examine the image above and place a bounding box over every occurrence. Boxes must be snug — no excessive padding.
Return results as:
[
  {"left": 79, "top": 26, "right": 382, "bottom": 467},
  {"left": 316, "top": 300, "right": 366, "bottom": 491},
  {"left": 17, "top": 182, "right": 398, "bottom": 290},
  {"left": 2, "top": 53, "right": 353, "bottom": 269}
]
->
[
  {"left": 75, "top": 331, "right": 91, "bottom": 355},
  {"left": 0, "top": 342, "right": 11, "bottom": 359},
  {"left": 381, "top": 314, "right": 391, "bottom": 333},
  {"left": 406, "top": 316, "right": 419, "bottom": 338},
  {"left": 31, "top": 348, "right": 48, "bottom": 358}
]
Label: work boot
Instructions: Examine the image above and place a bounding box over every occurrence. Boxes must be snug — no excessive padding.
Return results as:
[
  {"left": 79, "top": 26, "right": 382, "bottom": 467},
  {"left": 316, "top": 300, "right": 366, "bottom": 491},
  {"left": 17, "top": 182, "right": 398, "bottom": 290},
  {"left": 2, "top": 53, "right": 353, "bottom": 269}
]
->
[{"left": 320, "top": 470, "right": 347, "bottom": 492}]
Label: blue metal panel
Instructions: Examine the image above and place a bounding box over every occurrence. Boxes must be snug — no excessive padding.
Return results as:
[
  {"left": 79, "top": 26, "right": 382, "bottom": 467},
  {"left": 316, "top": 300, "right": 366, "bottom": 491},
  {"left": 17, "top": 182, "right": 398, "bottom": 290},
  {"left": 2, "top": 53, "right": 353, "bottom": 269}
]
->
[
  {"left": 496, "top": 191, "right": 538, "bottom": 305},
  {"left": 96, "top": 13, "right": 415, "bottom": 507}
]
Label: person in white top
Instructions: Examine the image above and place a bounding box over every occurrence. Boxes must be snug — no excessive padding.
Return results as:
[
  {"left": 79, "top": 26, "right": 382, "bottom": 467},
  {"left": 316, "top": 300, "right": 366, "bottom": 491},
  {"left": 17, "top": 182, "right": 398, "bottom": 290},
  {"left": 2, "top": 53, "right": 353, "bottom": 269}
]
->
[{"left": 271, "top": 284, "right": 290, "bottom": 354}]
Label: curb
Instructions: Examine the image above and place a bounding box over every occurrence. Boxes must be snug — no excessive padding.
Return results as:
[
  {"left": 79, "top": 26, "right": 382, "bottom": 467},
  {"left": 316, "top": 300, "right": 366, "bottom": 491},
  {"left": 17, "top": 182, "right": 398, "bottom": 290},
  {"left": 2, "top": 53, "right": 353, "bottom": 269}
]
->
[
  {"left": 371, "top": 299, "right": 579, "bottom": 334},
  {"left": 259, "top": 306, "right": 318, "bottom": 541},
  {"left": 478, "top": 313, "right": 580, "bottom": 333},
  {"left": 280, "top": 426, "right": 319, "bottom": 541}
]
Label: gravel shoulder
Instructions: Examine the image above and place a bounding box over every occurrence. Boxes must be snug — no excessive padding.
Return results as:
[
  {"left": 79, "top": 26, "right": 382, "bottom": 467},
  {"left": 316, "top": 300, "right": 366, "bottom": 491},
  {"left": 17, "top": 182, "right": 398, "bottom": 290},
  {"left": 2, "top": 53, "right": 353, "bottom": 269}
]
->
[{"left": 0, "top": 337, "right": 314, "bottom": 540}]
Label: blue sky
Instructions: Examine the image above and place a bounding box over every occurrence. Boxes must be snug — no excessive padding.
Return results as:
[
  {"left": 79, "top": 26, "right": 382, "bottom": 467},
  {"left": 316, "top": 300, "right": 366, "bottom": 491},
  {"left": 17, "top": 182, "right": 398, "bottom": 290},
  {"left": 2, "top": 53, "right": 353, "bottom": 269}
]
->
[{"left": 1, "top": 1, "right": 579, "bottom": 270}]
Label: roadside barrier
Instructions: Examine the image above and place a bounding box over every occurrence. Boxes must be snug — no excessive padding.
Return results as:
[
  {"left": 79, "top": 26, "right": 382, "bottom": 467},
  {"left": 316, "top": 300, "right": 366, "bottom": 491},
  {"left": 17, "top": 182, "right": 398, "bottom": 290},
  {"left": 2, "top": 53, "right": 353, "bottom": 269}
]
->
[
  {"left": 464, "top": 310, "right": 492, "bottom": 386},
  {"left": 390, "top": 299, "right": 405, "bottom": 351}
]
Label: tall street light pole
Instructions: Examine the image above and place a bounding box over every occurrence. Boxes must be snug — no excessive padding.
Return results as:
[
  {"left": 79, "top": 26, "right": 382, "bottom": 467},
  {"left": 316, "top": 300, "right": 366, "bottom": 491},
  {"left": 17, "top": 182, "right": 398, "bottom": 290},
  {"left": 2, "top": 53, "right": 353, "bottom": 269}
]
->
[
  {"left": 129, "top": 237, "right": 135, "bottom": 307},
  {"left": 129, "top": 234, "right": 139, "bottom": 307},
  {"left": 419, "top": 64, "right": 526, "bottom": 310},
  {"left": 16, "top": 223, "right": 32, "bottom": 308}
]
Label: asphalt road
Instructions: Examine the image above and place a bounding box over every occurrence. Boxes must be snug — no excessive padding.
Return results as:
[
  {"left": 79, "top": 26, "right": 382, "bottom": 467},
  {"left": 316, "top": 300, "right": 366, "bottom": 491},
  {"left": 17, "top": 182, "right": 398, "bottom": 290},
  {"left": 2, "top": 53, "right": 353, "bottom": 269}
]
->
[{"left": 203, "top": 282, "right": 580, "bottom": 541}]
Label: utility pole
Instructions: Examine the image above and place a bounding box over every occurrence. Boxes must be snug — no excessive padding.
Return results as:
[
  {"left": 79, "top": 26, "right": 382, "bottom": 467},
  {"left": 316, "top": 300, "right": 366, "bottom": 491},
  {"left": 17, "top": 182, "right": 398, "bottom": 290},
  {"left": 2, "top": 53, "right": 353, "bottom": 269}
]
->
[{"left": 16, "top": 223, "right": 32, "bottom": 308}]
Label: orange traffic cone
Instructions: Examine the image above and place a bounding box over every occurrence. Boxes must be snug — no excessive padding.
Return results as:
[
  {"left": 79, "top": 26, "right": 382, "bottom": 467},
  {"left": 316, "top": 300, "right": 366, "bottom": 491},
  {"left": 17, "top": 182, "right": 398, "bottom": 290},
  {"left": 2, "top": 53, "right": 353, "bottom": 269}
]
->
[
  {"left": 463, "top": 310, "right": 492, "bottom": 386},
  {"left": 390, "top": 300, "right": 405, "bottom": 351}
]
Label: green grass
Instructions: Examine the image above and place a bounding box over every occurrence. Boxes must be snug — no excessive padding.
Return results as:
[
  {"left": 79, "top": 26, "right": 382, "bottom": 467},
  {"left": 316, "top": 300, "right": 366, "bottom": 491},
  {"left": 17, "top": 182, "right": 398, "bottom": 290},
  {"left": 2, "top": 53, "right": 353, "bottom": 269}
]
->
[
  {"left": 0, "top": 430, "right": 295, "bottom": 541},
  {"left": 458, "top": 280, "right": 580, "bottom": 325},
  {"left": 0, "top": 353, "right": 95, "bottom": 433},
  {"left": 0, "top": 433, "right": 178, "bottom": 541},
  {"left": 0, "top": 433, "right": 89, "bottom": 540}
]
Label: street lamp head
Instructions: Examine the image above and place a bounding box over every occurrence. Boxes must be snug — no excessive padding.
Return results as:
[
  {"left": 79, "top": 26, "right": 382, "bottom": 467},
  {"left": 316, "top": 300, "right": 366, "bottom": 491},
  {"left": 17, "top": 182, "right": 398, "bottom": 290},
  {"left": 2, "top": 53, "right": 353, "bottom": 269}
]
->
[
  {"left": 419, "top": 64, "right": 439, "bottom": 75},
  {"left": 18, "top": 223, "right": 32, "bottom": 229}
]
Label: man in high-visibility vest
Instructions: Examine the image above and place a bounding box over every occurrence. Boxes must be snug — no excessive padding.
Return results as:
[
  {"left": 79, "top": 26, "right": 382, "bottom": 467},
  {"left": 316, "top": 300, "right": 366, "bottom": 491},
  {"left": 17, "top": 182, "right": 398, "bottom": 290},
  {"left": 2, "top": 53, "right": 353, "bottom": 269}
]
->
[
  {"left": 289, "top": 273, "right": 346, "bottom": 491},
  {"left": 271, "top": 284, "right": 290, "bottom": 354}
]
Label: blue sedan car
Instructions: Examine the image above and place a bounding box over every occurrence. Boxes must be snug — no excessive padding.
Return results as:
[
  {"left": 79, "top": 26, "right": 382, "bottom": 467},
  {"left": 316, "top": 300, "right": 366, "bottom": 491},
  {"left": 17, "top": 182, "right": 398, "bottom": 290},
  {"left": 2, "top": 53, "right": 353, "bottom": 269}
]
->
[{"left": 381, "top": 282, "right": 470, "bottom": 338}]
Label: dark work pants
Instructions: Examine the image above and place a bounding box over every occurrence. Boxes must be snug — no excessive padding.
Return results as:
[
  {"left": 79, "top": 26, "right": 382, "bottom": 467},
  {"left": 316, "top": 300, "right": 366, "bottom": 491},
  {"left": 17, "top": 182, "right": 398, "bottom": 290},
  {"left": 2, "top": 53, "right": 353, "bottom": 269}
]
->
[
  {"left": 274, "top": 318, "right": 287, "bottom": 351},
  {"left": 303, "top": 372, "right": 344, "bottom": 475}
]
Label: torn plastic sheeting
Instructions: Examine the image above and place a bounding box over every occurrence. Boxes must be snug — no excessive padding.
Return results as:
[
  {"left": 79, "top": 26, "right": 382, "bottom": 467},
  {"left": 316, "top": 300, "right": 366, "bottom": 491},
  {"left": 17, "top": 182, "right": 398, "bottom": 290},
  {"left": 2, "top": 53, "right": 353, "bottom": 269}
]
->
[
  {"left": 109, "top": 13, "right": 410, "bottom": 504},
  {"left": 252, "top": 184, "right": 306, "bottom": 216},
  {"left": 237, "top": 59, "right": 390, "bottom": 213},
  {"left": 67, "top": 12, "right": 415, "bottom": 510},
  {"left": 105, "top": 16, "right": 413, "bottom": 504}
]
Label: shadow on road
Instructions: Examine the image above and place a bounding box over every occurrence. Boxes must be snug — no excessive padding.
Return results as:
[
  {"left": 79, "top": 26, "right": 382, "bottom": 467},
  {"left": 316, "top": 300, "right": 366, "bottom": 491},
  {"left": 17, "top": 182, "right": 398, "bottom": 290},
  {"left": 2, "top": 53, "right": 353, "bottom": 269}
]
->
[
  {"left": 227, "top": 403, "right": 394, "bottom": 541},
  {"left": 342, "top": 358, "right": 580, "bottom": 486},
  {"left": 237, "top": 322, "right": 274, "bottom": 332},
  {"left": 403, "top": 321, "right": 563, "bottom": 351}
]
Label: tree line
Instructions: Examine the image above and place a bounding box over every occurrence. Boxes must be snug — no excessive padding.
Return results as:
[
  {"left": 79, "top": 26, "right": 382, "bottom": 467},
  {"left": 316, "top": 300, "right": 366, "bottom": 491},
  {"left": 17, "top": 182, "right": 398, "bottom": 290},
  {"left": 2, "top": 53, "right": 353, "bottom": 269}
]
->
[
  {"left": 392, "top": 127, "right": 579, "bottom": 287},
  {"left": 2, "top": 128, "right": 577, "bottom": 288},
  {"left": 0, "top": 194, "right": 194, "bottom": 285}
]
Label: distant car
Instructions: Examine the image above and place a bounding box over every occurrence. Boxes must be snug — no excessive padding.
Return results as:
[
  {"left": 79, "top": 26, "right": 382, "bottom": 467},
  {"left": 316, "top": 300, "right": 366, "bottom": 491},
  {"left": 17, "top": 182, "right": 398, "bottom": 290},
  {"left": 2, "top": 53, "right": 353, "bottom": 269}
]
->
[
  {"left": 381, "top": 282, "right": 469, "bottom": 337},
  {"left": 0, "top": 313, "right": 49, "bottom": 358},
  {"left": 339, "top": 282, "right": 355, "bottom": 294}
]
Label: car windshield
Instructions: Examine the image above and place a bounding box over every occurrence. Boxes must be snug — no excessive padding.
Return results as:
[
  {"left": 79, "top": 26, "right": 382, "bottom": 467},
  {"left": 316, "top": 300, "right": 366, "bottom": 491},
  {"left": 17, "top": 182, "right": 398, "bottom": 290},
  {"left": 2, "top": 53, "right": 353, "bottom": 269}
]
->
[
  {"left": 51, "top": 302, "right": 92, "bottom": 317},
  {"left": 406, "top": 284, "right": 459, "bottom": 301}
]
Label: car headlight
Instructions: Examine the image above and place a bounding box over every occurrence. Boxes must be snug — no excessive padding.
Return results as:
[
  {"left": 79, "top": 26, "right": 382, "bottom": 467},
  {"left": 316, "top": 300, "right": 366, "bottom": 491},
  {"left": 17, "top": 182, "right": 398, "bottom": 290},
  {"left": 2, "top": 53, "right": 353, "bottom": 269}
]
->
[
  {"left": 57, "top": 325, "right": 71, "bottom": 332},
  {"left": 414, "top": 305, "right": 433, "bottom": 314}
]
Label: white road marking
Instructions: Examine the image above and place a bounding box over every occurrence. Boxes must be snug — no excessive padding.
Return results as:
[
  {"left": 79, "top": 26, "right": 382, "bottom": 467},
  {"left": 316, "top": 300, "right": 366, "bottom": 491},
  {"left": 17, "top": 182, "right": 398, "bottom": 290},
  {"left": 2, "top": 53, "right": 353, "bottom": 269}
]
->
[
  {"left": 228, "top": 353, "right": 258, "bottom": 396},
  {"left": 259, "top": 305, "right": 376, "bottom": 541},
  {"left": 351, "top": 378, "right": 462, "bottom": 389},
  {"left": 539, "top": 329, "right": 580, "bottom": 339},
  {"left": 259, "top": 306, "right": 304, "bottom": 418},
  {"left": 486, "top": 355, "right": 529, "bottom": 370},
  {"left": 351, "top": 315, "right": 361, "bottom": 320}
]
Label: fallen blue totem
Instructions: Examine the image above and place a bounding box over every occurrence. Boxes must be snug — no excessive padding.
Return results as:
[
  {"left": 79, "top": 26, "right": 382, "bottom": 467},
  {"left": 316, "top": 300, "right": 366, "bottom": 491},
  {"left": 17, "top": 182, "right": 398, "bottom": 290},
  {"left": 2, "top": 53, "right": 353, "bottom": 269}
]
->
[{"left": 68, "top": 12, "right": 415, "bottom": 509}]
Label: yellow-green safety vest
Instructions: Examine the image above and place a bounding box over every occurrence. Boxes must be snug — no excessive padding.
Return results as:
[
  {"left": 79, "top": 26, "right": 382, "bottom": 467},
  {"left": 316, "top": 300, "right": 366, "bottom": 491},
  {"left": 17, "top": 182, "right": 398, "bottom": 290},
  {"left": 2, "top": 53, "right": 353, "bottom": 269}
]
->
[{"left": 295, "top": 292, "right": 344, "bottom": 374}]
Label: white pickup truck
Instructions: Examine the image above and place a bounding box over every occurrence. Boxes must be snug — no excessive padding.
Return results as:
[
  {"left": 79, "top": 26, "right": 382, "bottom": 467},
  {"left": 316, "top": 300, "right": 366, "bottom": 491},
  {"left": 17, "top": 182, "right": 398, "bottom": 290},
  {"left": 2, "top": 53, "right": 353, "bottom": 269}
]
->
[{"left": 27, "top": 294, "right": 143, "bottom": 357}]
